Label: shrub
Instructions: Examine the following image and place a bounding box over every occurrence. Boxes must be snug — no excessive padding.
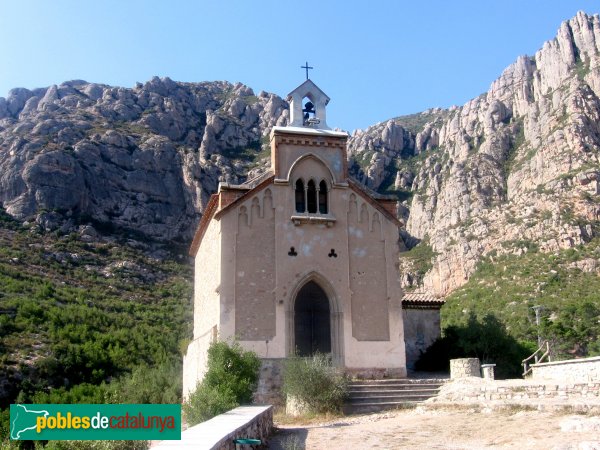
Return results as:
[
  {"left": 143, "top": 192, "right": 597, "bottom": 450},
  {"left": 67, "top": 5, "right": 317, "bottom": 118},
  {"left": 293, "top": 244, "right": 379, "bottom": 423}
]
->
[
  {"left": 282, "top": 353, "right": 347, "bottom": 414},
  {"left": 182, "top": 383, "right": 238, "bottom": 425},
  {"left": 399, "top": 238, "right": 438, "bottom": 276},
  {"left": 541, "top": 301, "right": 600, "bottom": 358},
  {"left": 183, "top": 341, "right": 260, "bottom": 425},
  {"left": 108, "top": 361, "right": 182, "bottom": 404},
  {"left": 0, "top": 434, "right": 148, "bottom": 450}
]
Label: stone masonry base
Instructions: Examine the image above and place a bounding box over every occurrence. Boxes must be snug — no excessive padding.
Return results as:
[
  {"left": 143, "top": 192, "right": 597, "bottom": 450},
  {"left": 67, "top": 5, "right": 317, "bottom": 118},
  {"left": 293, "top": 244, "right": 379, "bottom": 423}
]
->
[{"left": 430, "top": 377, "right": 600, "bottom": 413}]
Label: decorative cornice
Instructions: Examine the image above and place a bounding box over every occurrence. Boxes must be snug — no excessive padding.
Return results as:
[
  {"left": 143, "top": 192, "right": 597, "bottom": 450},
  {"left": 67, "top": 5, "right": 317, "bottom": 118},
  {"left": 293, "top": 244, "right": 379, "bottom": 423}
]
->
[{"left": 273, "top": 134, "right": 347, "bottom": 150}]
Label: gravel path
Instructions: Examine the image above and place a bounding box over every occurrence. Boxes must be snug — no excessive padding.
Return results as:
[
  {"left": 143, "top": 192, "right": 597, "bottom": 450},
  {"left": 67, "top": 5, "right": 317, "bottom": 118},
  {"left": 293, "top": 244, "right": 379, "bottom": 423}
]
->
[{"left": 270, "top": 406, "right": 600, "bottom": 449}]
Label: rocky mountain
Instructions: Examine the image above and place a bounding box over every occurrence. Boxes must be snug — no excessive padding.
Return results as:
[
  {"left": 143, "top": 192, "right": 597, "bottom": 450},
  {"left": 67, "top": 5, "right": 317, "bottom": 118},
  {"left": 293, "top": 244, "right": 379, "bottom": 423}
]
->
[
  {"left": 350, "top": 11, "right": 600, "bottom": 296},
  {"left": 0, "top": 78, "right": 287, "bottom": 241},
  {"left": 0, "top": 11, "right": 599, "bottom": 298}
]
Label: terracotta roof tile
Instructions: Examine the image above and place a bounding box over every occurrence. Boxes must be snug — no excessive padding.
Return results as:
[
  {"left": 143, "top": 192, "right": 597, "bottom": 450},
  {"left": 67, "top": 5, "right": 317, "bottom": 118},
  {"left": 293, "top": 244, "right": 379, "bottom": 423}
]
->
[{"left": 402, "top": 293, "right": 445, "bottom": 309}]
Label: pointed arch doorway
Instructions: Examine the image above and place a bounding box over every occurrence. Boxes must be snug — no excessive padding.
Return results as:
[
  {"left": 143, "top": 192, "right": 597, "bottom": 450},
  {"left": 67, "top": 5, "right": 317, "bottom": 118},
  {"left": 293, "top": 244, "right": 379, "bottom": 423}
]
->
[
  {"left": 287, "top": 274, "right": 344, "bottom": 365},
  {"left": 294, "top": 281, "right": 331, "bottom": 356}
]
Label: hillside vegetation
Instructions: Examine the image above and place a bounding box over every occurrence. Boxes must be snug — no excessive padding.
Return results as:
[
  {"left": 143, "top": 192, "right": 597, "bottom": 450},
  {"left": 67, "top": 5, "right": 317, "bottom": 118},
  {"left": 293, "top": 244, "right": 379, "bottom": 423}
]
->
[
  {"left": 0, "top": 208, "right": 192, "bottom": 438},
  {"left": 442, "top": 237, "right": 600, "bottom": 360}
]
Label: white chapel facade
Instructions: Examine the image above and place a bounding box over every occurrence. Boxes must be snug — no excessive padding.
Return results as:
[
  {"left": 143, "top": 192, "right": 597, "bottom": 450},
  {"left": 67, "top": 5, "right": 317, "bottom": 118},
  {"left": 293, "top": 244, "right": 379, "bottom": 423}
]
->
[{"left": 183, "top": 80, "right": 411, "bottom": 398}]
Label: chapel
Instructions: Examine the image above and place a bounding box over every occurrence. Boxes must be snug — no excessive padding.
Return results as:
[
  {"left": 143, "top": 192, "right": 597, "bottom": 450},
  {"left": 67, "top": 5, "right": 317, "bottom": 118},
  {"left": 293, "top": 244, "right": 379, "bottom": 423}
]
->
[{"left": 183, "top": 79, "right": 441, "bottom": 400}]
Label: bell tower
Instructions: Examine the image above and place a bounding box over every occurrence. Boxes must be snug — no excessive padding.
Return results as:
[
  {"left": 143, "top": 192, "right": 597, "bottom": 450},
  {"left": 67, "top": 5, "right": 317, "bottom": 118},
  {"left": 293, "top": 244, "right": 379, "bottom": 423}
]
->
[
  {"left": 287, "top": 79, "right": 331, "bottom": 130},
  {"left": 270, "top": 79, "right": 348, "bottom": 184}
]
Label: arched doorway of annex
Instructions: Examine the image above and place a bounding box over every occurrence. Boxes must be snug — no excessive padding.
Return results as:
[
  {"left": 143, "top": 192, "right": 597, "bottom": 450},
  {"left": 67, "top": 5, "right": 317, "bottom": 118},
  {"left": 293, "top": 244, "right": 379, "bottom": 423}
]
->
[{"left": 286, "top": 272, "right": 344, "bottom": 366}]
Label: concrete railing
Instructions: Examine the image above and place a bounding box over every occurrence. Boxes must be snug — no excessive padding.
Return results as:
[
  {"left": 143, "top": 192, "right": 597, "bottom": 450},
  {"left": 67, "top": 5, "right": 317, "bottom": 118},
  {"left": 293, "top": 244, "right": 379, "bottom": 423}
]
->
[{"left": 154, "top": 405, "right": 272, "bottom": 449}]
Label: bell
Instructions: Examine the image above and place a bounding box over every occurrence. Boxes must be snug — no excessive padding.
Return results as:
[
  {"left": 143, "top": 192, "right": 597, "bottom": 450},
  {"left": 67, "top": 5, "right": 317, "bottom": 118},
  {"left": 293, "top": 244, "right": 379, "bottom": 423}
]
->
[{"left": 302, "top": 101, "right": 315, "bottom": 115}]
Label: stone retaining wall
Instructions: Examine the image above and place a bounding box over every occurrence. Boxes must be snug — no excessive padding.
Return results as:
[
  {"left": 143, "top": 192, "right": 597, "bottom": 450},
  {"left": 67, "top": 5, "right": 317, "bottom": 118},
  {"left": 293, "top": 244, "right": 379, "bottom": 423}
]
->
[
  {"left": 532, "top": 356, "right": 600, "bottom": 383},
  {"left": 433, "top": 378, "right": 600, "bottom": 405},
  {"left": 154, "top": 405, "right": 272, "bottom": 449},
  {"left": 460, "top": 382, "right": 600, "bottom": 401},
  {"left": 212, "top": 406, "right": 272, "bottom": 450}
]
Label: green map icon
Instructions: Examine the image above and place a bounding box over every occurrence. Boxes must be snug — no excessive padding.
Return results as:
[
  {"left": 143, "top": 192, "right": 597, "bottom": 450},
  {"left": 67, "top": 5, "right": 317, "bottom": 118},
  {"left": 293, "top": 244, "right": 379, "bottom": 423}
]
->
[{"left": 10, "top": 404, "right": 49, "bottom": 439}]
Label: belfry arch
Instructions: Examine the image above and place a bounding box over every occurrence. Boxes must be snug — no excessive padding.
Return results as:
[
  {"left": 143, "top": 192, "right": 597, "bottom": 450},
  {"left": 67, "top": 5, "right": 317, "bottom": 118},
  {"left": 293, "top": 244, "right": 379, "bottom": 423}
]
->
[{"left": 286, "top": 273, "right": 344, "bottom": 365}]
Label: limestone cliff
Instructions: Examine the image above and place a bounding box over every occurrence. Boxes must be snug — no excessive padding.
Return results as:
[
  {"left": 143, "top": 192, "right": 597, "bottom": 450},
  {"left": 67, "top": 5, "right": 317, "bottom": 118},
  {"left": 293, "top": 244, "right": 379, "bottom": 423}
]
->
[
  {"left": 348, "top": 11, "right": 600, "bottom": 296},
  {"left": 0, "top": 12, "right": 599, "bottom": 298},
  {"left": 0, "top": 78, "right": 286, "bottom": 240}
]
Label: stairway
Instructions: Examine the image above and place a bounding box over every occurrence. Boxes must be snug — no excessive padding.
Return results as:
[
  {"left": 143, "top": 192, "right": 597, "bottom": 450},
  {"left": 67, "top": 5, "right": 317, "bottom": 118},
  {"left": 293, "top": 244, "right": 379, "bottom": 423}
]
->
[{"left": 343, "top": 378, "right": 446, "bottom": 414}]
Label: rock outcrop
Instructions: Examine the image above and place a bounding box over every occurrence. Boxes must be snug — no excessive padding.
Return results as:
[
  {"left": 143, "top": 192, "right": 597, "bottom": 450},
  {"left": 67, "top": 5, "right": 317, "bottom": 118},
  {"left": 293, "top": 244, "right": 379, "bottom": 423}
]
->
[
  {"left": 348, "top": 11, "right": 600, "bottom": 296},
  {"left": 0, "top": 78, "right": 287, "bottom": 240}
]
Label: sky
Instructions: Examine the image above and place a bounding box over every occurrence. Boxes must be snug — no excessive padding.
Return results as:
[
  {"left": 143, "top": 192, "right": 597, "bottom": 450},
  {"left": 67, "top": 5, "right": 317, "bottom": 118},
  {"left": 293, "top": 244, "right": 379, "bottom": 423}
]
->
[{"left": 0, "top": 1, "right": 598, "bottom": 132}]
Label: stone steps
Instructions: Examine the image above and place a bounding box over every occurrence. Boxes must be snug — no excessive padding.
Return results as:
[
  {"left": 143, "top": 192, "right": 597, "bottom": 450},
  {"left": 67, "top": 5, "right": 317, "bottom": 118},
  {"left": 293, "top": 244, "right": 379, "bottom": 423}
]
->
[
  {"left": 349, "top": 384, "right": 443, "bottom": 392},
  {"left": 343, "top": 378, "right": 446, "bottom": 414}
]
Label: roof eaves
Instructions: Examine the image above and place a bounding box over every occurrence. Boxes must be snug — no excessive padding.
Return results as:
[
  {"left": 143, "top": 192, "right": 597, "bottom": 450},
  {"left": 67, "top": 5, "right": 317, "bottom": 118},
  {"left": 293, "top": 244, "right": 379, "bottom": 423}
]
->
[
  {"left": 214, "top": 175, "right": 276, "bottom": 220},
  {"left": 189, "top": 194, "right": 219, "bottom": 257},
  {"left": 347, "top": 178, "right": 402, "bottom": 228}
]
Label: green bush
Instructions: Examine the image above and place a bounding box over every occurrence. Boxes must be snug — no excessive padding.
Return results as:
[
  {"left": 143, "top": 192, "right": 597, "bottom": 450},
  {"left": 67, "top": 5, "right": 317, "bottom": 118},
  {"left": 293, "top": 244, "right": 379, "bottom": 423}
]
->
[
  {"left": 399, "top": 238, "right": 438, "bottom": 276},
  {"left": 0, "top": 409, "right": 9, "bottom": 444},
  {"left": 0, "top": 432, "right": 148, "bottom": 450},
  {"left": 282, "top": 353, "right": 347, "bottom": 414},
  {"left": 541, "top": 301, "right": 600, "bottom": 358},
  {"left": 182, "top": 383, "right": 238, "bottom": 425},
  {"left": 108, "top": 361, "right": 182, "bottom": 404},
  {"left": 183, "top": 341, "right": 260, "bottom": 425}
]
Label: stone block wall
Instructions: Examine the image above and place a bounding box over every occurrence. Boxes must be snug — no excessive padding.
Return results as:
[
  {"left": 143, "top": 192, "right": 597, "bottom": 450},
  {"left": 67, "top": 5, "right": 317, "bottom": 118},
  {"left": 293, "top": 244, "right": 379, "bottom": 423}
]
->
[
  {"left": 154, "top": 405, "right": 273, "bottom": 450},
  {"left": 531, "top": 356, "right": 600, "bottom": 383},
  {"left": 436, "top": 380, "right": 600, "bottom": 403},
  {"left": 253, "top": 358, "right": 284, "bottom": 407},
  {"left": 450, "top": 358, "right": 481, "bottom": 378},
  {"left": 214, "top": 406, "right": 273, "bottom": 450}
]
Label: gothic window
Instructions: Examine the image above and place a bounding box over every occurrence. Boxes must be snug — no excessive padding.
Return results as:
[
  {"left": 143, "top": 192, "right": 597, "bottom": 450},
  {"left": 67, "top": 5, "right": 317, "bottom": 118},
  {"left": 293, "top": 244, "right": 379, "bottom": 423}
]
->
[
  {"left": 294, "top": 178, "right": 331, "bottom": 218},
  {"left": 295, "top": 179, "right": 305, "bottom": 213},
  {"left": 318, "top": 180, "right": 328, "bottom": 214},
  {"left": 307, "top": 180, "right": 317, "bottom": 213}
]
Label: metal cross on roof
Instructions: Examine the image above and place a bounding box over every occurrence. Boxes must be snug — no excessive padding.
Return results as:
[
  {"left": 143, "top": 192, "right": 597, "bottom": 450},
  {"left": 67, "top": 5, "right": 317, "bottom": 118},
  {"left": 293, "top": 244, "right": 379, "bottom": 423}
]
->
[{"left": 301, "top": 61, "right": 313, "bottom": 80}]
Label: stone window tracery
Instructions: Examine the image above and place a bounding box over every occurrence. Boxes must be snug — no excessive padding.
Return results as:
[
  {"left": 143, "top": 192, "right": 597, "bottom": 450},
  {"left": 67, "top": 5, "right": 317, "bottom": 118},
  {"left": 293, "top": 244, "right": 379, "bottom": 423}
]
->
[
  {"left": 294, "top": 179, "right": 330, "bottom": 214},
  {"left": 293, "top": 178, "right": 332, "bottom": 225},
  {"left": 319, "top": 180, "right": 328, "bottom": 214},
  {"left": 307, "top": 180, "right": 317, "bottom": 213}
]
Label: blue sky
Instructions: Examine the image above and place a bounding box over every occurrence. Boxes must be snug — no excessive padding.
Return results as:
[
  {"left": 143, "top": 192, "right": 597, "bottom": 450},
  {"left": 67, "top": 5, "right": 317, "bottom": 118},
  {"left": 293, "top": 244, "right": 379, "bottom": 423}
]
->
[{"left": 0, "top": 1, "right": 598, "bottom": 131}]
